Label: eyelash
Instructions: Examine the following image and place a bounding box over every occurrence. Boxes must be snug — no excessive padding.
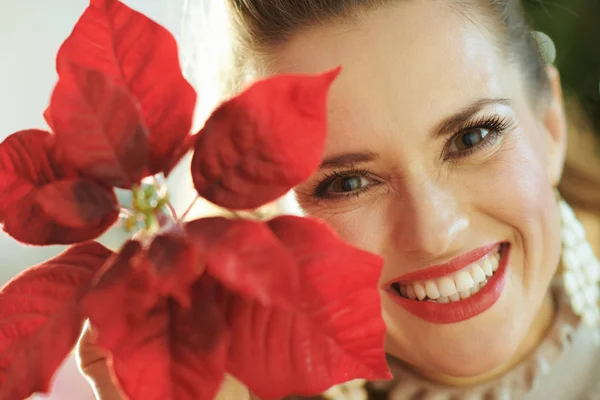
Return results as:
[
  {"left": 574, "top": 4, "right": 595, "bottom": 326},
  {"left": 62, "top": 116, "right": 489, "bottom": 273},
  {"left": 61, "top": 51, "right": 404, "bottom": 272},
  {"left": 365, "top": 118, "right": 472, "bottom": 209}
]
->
[
  {"left": 312, "top": 115, "right": 513, "bottom": 200},
  {"left": 312, "top": 168, "right": 376, "bottom": 199},
  {"left": 443, "top": 115, "right": 511, "bottom": 161}
]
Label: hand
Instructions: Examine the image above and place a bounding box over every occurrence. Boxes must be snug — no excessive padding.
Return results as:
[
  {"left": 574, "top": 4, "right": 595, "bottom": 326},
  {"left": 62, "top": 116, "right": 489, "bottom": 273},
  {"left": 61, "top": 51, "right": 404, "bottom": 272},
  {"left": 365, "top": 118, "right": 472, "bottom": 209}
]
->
[
  {"left": 76, "top": 322, "right": 253, "bottom": 400},
  {"left": 76, "top": 322, "right": 126, "bottom": 400}
]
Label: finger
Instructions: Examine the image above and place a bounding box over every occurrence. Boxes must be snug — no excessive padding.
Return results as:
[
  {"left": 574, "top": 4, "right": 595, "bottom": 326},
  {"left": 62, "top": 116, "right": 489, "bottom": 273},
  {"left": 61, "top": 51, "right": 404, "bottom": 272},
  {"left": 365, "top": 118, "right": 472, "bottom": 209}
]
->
[
  {"left": 77, "top": 323, "right": 252, "bottom": 400},
  {"left": 216, "top": 375, "right": 252, "bottom": 400},
  {"left": 76, "top": 322, "right": 125, "bottom": 400}
]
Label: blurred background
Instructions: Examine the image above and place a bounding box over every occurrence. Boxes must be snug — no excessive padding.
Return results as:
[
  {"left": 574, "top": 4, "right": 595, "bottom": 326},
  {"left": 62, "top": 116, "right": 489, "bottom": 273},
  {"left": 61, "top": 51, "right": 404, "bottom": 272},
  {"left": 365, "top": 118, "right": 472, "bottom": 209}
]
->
[
  {"left": 0, "top": 0, "right": 598, "bottom": 399},
  {"left": 0, "top": 1, "right": 187, "bottom": 399},
  {"left": 525, "top": 0, "right": 600, "bottom": 139},
  {"left": 0, "top": 0, "right": 188, "bottom": 283}
]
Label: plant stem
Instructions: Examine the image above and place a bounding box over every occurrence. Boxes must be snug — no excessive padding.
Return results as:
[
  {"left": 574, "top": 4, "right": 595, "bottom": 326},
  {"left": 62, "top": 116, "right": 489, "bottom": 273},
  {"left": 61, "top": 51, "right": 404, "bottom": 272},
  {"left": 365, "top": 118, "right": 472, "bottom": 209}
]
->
[
  {"left": 179, "top": 195, "right": 200, "bottom": 222},
  {"left": 166, "top": 201, "right": 178, "bottom": 220},
  {"left": 150, "top": 174, "right": 178, "bottom": 219}
]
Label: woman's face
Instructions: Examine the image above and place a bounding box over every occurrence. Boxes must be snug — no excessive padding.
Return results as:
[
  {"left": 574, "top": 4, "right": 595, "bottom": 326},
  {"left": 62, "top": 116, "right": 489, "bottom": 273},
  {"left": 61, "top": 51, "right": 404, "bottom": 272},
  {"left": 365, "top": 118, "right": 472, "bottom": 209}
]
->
[{"left": 266, "top": 2, "right": 566, "bottom": 377}]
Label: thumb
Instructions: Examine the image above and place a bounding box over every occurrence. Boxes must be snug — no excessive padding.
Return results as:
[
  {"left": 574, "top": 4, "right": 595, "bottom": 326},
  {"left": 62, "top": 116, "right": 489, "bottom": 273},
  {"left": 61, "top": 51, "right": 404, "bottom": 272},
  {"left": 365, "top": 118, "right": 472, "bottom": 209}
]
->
[
  {"left": 76, "top": 322, "right": 253, "bottom": 400},
  {"left": 76, "top": 322, "right": 125, "bottom": 400}
]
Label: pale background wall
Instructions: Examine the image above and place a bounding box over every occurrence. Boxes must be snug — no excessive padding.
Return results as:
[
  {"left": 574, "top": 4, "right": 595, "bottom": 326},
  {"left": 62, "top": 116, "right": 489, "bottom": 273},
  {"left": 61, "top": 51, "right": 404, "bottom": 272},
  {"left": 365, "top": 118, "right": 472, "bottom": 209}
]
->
[
  {"left": 0, "top": 0, "right": 188, "bottom": 282},
  {"left": 0, "top": 1, "right": 189, "bottom": 398}
]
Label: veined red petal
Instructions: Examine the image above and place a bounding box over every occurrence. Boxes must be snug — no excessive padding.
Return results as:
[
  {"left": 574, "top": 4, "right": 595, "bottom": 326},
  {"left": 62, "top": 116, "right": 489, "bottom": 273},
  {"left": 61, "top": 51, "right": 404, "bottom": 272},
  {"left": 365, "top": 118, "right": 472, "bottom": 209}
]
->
[
  {"left": 43, "top": 106, "right": 55, "bottom": 131},
  {"left": 191, "top": 68, "right": 341, "bottom": 210},
  {"left": 83, "top": 240, "right": 159, "bottom": 352},
  {"left": 185, "top": 217, "right": 299, "bottom": 307},
  {"left": 3, "top": 179, "right": 119, "bottom": 245},
  {"left": 0, "top": 242, "right": 113, "bottom": 400},
  {"left": 55, "top": 0, "right": 196, "bottom": 175},
  {"left": 0, "top": 130, "right": 61, "bottom": 220},
  {"left": 0, "top": 130, "right": 118, "bottom": 245},
  {"left": 106, "top": 278, "right": 228, "bottom": 400},
  {"left": 0, "top": 171, "right": 33, "bottom": 222},
  {"left": 226, "top": 216, "right": 391, "bottom": 399},
  {"left": 147, "top": 230, "right": 204, "bottom": 308},
  {"left": 50, "top": 62, "right": 149, "bottom": 188}
]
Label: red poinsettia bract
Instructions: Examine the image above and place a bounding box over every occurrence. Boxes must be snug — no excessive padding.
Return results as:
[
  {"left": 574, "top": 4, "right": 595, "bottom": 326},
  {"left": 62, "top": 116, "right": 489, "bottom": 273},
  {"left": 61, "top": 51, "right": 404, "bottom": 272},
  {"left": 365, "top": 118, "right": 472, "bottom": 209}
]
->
[{"left": 0, "top": 0, "right": 392, "bottom": 399}]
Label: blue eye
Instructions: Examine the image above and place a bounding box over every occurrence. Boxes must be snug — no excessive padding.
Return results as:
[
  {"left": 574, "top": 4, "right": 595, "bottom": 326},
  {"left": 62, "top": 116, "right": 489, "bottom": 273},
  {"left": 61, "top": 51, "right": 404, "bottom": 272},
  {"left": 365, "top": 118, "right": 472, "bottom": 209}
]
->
[
  {"left": 455, "top": 128, "right": 489, "bottom": 150},
  {"left": 312, "top": 168, "right": 378, "bottom": 199},
  {"left": 445, "top": 115, "right": 513, "bottom": 160},
  {"left": 329, "top": 175, "right": 369, "bottom": 193}
]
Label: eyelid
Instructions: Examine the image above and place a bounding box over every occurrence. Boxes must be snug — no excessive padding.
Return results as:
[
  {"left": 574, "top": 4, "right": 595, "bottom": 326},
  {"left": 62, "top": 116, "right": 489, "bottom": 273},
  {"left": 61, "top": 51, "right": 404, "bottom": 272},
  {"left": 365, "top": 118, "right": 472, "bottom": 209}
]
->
[
  {"left": 443, "top": 114, "right": 514, "bottom": 160},
  {"left": 432, "top": 99, "right": 512, "bottom": 138},
  {"left": 311, "top": 167, "right": 380, "bottom": 200},
  {"left": 455, "top": 114, "right": 512, "bottom": 134},
  {"left": 310, "top": 114, "right": 515, "bottom": 200}
]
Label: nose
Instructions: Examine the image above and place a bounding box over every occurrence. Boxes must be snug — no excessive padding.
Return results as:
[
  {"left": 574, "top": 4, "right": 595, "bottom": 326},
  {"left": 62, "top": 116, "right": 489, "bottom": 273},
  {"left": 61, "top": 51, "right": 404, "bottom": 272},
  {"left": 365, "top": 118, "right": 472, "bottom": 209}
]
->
[{"left": 390, "top": 175, "right": 469, "bottom": 258}]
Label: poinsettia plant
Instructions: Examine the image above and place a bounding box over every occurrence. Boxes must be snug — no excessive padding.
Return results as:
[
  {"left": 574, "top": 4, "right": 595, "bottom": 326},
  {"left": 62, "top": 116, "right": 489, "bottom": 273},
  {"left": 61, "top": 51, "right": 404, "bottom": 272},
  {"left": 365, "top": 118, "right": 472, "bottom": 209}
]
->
[{"left": 0, "top": 0, "right": 392, "bottom": 399}]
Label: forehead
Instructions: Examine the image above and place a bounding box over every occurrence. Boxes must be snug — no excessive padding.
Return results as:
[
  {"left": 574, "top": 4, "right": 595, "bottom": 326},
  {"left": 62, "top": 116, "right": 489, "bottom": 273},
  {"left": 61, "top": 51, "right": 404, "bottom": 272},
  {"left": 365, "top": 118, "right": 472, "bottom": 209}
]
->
[{"left": 265, "top": 2, "right": 516, "bottom": 153}]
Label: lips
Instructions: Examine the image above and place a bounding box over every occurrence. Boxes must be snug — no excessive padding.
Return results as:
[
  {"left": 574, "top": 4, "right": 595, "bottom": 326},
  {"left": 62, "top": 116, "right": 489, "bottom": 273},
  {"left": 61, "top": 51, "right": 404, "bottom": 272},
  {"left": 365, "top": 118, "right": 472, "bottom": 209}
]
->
[{"left": 386, "top": 243, "right": 510, "bottom": 324}]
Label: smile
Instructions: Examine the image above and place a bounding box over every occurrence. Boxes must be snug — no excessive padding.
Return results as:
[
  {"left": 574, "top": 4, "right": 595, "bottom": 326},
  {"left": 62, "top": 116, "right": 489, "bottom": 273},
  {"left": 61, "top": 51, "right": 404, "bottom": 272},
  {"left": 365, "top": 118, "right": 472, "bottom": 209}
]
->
[{"left": 386, "top": 243, "right": 510, "bottom": 324}]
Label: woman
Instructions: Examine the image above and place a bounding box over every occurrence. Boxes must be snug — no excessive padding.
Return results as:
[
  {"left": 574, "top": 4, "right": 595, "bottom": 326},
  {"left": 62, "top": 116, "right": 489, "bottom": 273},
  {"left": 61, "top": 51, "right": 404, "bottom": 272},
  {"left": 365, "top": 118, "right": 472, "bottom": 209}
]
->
[{"left": 80, "top": 0, "right": 600, "bottom": 398}]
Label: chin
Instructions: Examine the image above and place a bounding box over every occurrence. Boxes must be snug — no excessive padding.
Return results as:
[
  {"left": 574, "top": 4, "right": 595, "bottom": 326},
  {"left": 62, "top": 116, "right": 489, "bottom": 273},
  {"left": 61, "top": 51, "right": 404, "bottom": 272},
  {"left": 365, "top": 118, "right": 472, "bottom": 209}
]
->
[
  {"left": 427, "top": 332, "right": 522, "bottom": 378},
  {"left": 384, "top": 281, "right": 531, "bottom": 380}
]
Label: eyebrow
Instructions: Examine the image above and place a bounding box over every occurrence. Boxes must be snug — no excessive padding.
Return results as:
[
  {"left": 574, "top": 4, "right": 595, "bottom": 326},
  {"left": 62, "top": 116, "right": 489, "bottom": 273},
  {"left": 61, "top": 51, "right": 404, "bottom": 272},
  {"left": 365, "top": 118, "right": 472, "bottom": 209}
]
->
[
  {"left": 318, "top": 98, "right": 511, "bottom": 170},
  {"left": 431, "top": 98, "right": 512, "bottom": 137},
  {"left": 320, "top": 151, "right": 378, "bottom": 169}
]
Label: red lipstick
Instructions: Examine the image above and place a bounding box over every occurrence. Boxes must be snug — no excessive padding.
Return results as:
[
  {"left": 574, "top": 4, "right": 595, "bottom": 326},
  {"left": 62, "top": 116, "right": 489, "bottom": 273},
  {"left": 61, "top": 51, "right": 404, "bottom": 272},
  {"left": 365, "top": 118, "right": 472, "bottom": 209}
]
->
[
  {"left": 387, "top": 243, "right": 500, "bottom": 283},
  {"left": 386, "top": 243, "right": 509, "bottom": 324}
]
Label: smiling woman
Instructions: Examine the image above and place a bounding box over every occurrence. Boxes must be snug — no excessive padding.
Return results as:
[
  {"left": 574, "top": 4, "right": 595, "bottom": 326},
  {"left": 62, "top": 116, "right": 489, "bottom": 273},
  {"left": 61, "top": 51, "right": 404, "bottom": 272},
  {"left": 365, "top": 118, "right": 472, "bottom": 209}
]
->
[
  {"left": 257, "top": 1, "right": 564, "bottom": 381},
  {"left": 211, "top": 0, "right": 600, "bottom": 399}
]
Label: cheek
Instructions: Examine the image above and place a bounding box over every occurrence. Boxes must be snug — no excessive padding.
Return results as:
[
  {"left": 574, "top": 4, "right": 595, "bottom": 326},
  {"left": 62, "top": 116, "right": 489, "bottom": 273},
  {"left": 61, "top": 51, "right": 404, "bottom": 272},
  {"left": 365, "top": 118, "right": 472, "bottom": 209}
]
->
[
  {"left": 476, "top": 125, "right": 561, "bottom": 286},
  {"left": 302, "top": 202, "right": 389, "bottom": 256}
]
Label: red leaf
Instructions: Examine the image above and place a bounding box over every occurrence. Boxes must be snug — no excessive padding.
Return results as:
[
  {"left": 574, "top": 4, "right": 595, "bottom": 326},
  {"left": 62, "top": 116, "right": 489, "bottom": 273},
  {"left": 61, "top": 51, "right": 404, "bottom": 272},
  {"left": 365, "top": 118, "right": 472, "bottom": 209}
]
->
[
  {"left": 55, "top": 0, "right": 197, "bottom": 175},
  {"left": 0, "top": 130, "right": 61, "bottom": 221},
  {"left": 4, "top": 179, "right": 119, "bottom": 245},
  {"left": 84, "top": 232, "right": 204, "bottom": 351},
  {"left": 43, "top": 106, "right": 55, "bottom": 131},
  {"left": 147, "top": 230, "right": 203, "bottom": 308},
  {"left": 0, "top": 242, "right": 113, "bottom": 400},
  {"left": 83, "top": 240, "right": 159, "bottom": 351},
  {"left": 185, "top": 217, "right": 299, "bottom": 306},
  {"left": 50, "top": 62, "right": 149, "bottom": 188},
  {"left": 225, "top": 216, "right": 391, "bottom": 399},
  {"left": 0, "top": 130, "right": 119, "bottom": 245},
  {"left": 191, "top": 68, "right": 341, "bottom": 210},
  {"left": 102, "top": 278, "right": 229, "bottom": 400}
]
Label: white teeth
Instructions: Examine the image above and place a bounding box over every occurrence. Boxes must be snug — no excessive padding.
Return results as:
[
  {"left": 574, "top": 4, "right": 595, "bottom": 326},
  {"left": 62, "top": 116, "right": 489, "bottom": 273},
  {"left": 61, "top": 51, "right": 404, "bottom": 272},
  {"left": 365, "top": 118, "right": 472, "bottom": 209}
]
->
[
  {"left": 482, "top": 259, "right": 494, "bottom": 276},
  {"left": 491, "top": 255, "right": 500, "bottom": 272},
  {"left": 425, "top": 281, "right": 440, "bottom": 299},
  {"left": 455, "top": 271, "right": 475, "bottom": 291},
  {"left": 449, "top": 293, "right": 460, "bottom": 302},
  {"left": 394, "top": 247, "right": 502, "bottom": 303},
  {"left": 438, "top": 277, "right": 457, "bottom": 297},
  {"left": 400, "top": 285, "right": 407, "bottom": 297},
  {"left": 406, "top": 285, "right": 417, "bottom": 300},
  {"left": 470, "top": 266, "right": 486, "bottom": 284},
  {"left": 414, "top": 282, "right": 427, "bottom": 300}
]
